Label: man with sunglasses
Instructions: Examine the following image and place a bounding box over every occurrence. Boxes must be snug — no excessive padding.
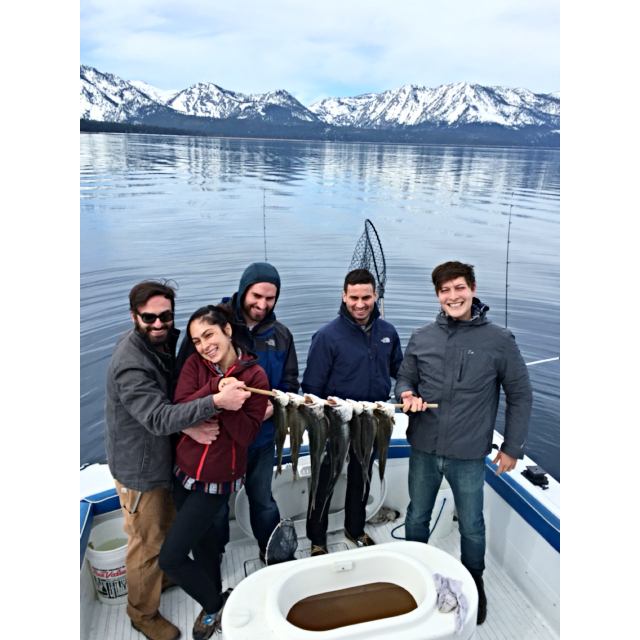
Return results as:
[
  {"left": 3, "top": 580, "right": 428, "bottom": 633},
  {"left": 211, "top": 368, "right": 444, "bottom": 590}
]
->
[{"left": 105, "top": 280, "right": 250, "bottom": 640}]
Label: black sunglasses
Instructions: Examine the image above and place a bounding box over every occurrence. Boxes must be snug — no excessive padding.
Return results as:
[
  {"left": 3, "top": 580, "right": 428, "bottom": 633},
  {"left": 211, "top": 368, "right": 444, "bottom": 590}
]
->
[{"left": 135, "top": 310, "right": 175, "bottom": 324}]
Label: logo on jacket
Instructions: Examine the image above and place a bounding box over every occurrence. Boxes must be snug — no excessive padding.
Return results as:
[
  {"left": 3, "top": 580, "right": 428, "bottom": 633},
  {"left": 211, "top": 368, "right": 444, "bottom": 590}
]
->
[
  {"left": 381, "top": 337, "right": 390, "bottom": 343},
  {"left": 266, "top": 339, "right": 276, "bottom": 346}
]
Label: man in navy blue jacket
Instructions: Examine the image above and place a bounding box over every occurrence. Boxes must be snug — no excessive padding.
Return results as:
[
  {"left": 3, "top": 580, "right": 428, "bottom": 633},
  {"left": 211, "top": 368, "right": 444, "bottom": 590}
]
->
[
  {"left": 302, "top": 269, "right": 403, "bottom": 555},
  {"left": 176, "top": 263, "right": 299, "bottom": 561}
]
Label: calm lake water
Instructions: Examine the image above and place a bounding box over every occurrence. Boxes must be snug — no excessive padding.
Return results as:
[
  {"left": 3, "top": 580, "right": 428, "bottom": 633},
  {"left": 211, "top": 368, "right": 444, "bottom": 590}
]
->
[{"left": 81, "top": 133, "right": 560, "bottom": 481}]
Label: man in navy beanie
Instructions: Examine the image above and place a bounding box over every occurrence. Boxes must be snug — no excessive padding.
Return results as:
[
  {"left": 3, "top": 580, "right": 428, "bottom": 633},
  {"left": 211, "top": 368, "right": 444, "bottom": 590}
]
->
[{"left": 176, "top": 263, "right": 299, "bottom": 561}]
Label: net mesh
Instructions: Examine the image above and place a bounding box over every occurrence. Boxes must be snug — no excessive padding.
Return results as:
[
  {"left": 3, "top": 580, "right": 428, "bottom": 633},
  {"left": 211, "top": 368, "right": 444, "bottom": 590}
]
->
[
  {"left": 348, "top": 219, "right": 387, "bottom": 299},
  {"left": 265, "top": 518, "right": 298, "bottom": 565}
]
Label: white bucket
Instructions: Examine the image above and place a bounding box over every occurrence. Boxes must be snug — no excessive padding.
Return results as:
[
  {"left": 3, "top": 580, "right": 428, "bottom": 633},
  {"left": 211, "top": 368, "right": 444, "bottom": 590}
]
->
[
  {"left": 85, "top": 516, "right": 129, "bottom": 605},
  {"left": 428, "top": 478, "right": 455, "bottom": 539}
]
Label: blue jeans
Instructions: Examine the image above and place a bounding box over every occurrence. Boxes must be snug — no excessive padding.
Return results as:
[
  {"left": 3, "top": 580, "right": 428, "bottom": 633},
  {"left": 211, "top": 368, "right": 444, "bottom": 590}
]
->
[
  {"left": 218, "top": 442, "right": 281, "bottom": 553},
  {"left": 405, "top": 448, "right": 486, "bottom": 576}
]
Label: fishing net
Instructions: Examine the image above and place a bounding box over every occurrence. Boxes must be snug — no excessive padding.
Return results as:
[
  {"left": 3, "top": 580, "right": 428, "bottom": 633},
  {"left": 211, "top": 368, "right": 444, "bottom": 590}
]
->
[
  {"left": 265, "top": 518, "right": 298, "bottom": 565},
  {"left": 349, "top": 219, "right": 387, "bottom": 302}
]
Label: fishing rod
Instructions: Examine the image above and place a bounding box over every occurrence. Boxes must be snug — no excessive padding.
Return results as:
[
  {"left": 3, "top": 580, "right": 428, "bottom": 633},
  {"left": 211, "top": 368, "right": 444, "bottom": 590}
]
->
[
  {"left": 243, "top": 386, "right": 438, "bottom": 409},
  {"left": 263, "top": 189, "right": 268, "bottom": 261},
  {"left": 505, "top": 191, "right": 514, "bottom": 328}
]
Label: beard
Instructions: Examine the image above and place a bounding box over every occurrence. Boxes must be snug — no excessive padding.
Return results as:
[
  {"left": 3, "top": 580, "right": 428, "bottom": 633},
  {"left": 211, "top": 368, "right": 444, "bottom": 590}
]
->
[
  {"left": 134, "top": 319, "right": 173, "bottom": 347},
  {"left": 242, "top": 302, "right": 274, "bottom": 325}
]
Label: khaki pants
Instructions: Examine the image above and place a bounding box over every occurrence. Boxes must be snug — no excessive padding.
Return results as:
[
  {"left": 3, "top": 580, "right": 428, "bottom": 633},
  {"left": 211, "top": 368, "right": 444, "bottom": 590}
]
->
[{"left": 114, "top": 480, "right": 177, "bottom": 622}]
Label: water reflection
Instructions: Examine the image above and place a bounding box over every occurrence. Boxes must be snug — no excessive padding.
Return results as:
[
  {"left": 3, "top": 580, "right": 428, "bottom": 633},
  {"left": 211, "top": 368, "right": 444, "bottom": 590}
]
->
[{"left": 81, "top": 134, "right": 559, "bottom": 480}]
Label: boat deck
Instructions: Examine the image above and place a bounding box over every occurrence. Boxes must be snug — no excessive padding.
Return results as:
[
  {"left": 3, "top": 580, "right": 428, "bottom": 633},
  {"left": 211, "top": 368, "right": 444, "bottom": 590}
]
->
[{"left": 88, "top": 516, "right": 557, "bottom": 640}]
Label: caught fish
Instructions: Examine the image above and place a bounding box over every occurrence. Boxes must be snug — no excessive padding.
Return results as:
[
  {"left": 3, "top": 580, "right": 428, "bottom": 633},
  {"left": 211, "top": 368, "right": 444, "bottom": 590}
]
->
[
  {"left": 286, "top": 393, "right": 307, "bottom": 480},
  {"left": 360, "top": 401, "right": 379, "bottom": 496},
  {"left": 321, "top": 397, "right": 353, "bottom": 518},
  {"left": 271, "top": 390, "right": 290, "bottom": 477},
  {"left": 345, "top": 399, "right": 366, "bottom": 479},
  {"left": 300, "top": 394, "right": 329, "bottom": 512},
  {"left": 374, "top": 401, "right": 396, "bottom": 482}
]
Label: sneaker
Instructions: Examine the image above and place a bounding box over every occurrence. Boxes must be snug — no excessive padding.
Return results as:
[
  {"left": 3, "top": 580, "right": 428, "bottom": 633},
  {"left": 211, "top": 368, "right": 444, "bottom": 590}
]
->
[
  {"left": 310, "top": 544, "right": 328, "bottom": 557},
  {"left": 345, "top": 531, "right": 376, "bottom": 547},
  {"left": 192, "top": 589, "right": 233, "bottom": 640},
  {"left": 132, "top": 611, "right": 180, "bottom": 640},
  {"left": 472, "top": 574, "right": 487, "bottom": 625},
  {"left": 192, "top": 608, "right": 217, "bottom": 640}
]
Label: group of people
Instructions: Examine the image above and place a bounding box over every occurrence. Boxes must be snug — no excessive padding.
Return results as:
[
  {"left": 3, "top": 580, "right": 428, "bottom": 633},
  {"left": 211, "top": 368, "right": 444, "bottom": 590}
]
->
[{"left": 104, "top": 260, "right": 532, "bottom": 640}]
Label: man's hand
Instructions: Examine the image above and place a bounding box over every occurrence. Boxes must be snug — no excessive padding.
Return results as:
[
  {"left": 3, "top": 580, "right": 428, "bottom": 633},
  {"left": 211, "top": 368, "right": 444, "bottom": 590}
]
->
[
  {"left": 264, "top": 401, "right": 274, "bottom": 421},
  {"left": 213, "top": 378, "right": 251, "bottom": 411},
  {"left": 183, "top": 418, "right": 220, "bottom": 445},
  {"left": 401, "top": 390, "right": 427, "bottom": 413},
  {"left": 491, "top": 450, "right": 517, "bottom": 475}
]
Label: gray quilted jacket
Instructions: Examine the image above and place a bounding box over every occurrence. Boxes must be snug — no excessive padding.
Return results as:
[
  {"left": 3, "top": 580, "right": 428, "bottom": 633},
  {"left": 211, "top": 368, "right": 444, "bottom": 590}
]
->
[
  {"left": 395, "top": 301, "right": 532, "bottom": 460},
  {"left": 104, "top": 327, "right": 218, "bottom": 491}
]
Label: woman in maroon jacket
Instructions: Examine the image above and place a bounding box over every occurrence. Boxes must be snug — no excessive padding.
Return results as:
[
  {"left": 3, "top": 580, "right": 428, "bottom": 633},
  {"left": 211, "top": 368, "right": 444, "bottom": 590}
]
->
[{"left": 159, "top": 305, "right": 269, "bottom": 640}]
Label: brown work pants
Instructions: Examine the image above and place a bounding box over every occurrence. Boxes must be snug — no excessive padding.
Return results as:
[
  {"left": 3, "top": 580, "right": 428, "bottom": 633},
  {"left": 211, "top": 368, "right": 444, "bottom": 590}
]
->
[{"left": 114, "top": 479, "right": 177, "bottom": 622}]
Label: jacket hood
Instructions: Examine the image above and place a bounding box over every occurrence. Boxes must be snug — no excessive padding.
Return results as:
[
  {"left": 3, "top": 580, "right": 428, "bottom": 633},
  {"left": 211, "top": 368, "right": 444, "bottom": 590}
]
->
[
  {"left": 436, "top": 297, "right": 490, "bottom": 325},
  {"left": 338, "top": 299, "right": 381, "bottom": 327},
  {"left": 235, "top": 262, "right": 281, "bottom": 315}
]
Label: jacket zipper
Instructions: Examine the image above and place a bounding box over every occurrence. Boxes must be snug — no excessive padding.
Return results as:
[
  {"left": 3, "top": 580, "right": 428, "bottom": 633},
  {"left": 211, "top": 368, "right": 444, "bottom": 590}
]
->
[
  {"left": 194, "top": 363, "right": 239, "bottom": 480},
  {"left": 457, "top": 349, "right": 465, "bottom": 382},
  {"left": 195, "top": 444, "right": 210, "bottom": 481}
]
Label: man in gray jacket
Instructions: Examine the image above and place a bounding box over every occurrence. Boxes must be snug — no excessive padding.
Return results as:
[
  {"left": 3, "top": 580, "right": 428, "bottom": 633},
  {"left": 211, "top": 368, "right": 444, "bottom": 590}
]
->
[
  {"left": 395, "top": 261, "right": 532, "bottom": 626},
  {"left": 105, "top": 280, "right": 249, "bottom": 640}
]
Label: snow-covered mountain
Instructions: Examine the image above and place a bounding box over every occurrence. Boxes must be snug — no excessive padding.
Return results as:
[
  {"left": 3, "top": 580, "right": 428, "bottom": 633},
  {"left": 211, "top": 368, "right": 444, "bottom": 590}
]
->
[
  {"left": 80, "top": 65, "right": 559, "bottom": 146},
  {"left": 309, "top": 82, "right": 559, "bottom": 130},
  {"left": 81, "top": 66, "right": 319, "bottom": 124},
  {"left": 128, "top": 80, "right": 180, "bottom": 105},
  {"left": 80, "top": 65, "right": 169, "bottom": 122},
  {"left": 164, "top": 83, "right": 319, "bottom": 122}
]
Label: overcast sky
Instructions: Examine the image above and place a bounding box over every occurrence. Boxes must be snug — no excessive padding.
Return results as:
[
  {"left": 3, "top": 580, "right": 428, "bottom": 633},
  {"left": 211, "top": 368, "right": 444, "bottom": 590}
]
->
[{"left": 81, "top": 0, "right": 559, "bottom": 105}]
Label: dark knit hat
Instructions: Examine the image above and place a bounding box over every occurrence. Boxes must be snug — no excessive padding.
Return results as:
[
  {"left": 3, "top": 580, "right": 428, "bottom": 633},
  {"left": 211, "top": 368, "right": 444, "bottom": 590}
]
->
[{"left": 236, "top": 263, "right": 281, "bottom": 313}]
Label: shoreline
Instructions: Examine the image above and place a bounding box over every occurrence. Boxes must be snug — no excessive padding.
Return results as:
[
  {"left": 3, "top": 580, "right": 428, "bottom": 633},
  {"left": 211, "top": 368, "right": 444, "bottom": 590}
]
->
[{"left": 80, "top": 129, "right": 560, "bottom": 151}]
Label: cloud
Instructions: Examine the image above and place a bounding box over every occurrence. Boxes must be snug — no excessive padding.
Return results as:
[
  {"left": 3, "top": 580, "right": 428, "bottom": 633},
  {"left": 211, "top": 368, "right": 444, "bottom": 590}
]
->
[{"left": 81, "top": 0, "right": 559, "bottom": 103}]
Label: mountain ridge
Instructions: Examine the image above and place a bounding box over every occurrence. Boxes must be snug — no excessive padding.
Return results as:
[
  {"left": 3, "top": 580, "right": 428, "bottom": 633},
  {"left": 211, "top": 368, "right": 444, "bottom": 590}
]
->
[{"left": 80, "top": 65, "right": 559, "bottom": 146}]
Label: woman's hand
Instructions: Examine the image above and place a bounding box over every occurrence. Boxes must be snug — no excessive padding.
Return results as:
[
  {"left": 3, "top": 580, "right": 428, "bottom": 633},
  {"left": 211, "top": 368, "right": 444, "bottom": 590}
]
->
[
  {"left": 218, "top": 376, "right": 237, "bottom": 390},
  {"left": 213, "top": 378, "right": 251, "bottom": 411}
]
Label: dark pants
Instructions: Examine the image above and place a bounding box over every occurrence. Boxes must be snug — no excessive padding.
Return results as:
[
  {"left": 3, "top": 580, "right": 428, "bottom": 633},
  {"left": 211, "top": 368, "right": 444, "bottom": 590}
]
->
[
  {"left": 158, "top": 481, "right": 230, "bottom": 615},
  {"left": 217, "top": 442, "right": 281, "bottom": 554},
  {"left": 306, "top": 441, "right": 377, "bottom": 546},
  {"left": 405, "top": 448, "right": 486, "bottom": 576}
]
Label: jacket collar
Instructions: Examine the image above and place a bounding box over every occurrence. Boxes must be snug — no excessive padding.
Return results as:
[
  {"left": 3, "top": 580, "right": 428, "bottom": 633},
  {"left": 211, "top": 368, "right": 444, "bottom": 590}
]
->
[
  {"left": 436, "top": 297, "right": 490, "bottom": 326},
  {"left": 338, "top": 300, "right": 381, "bottom": 328},
  {"left": 130, "top": 326, "right": 181, "bottom": 370},
  {"left": 202, "top": 348, "right": 260, "bottom": 376}
]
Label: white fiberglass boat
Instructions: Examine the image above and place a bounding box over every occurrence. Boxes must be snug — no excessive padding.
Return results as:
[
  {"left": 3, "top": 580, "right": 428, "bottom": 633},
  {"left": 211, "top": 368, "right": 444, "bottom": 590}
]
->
[{"left": 80, "top": 412, "right": 559, "bottom": 639}]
